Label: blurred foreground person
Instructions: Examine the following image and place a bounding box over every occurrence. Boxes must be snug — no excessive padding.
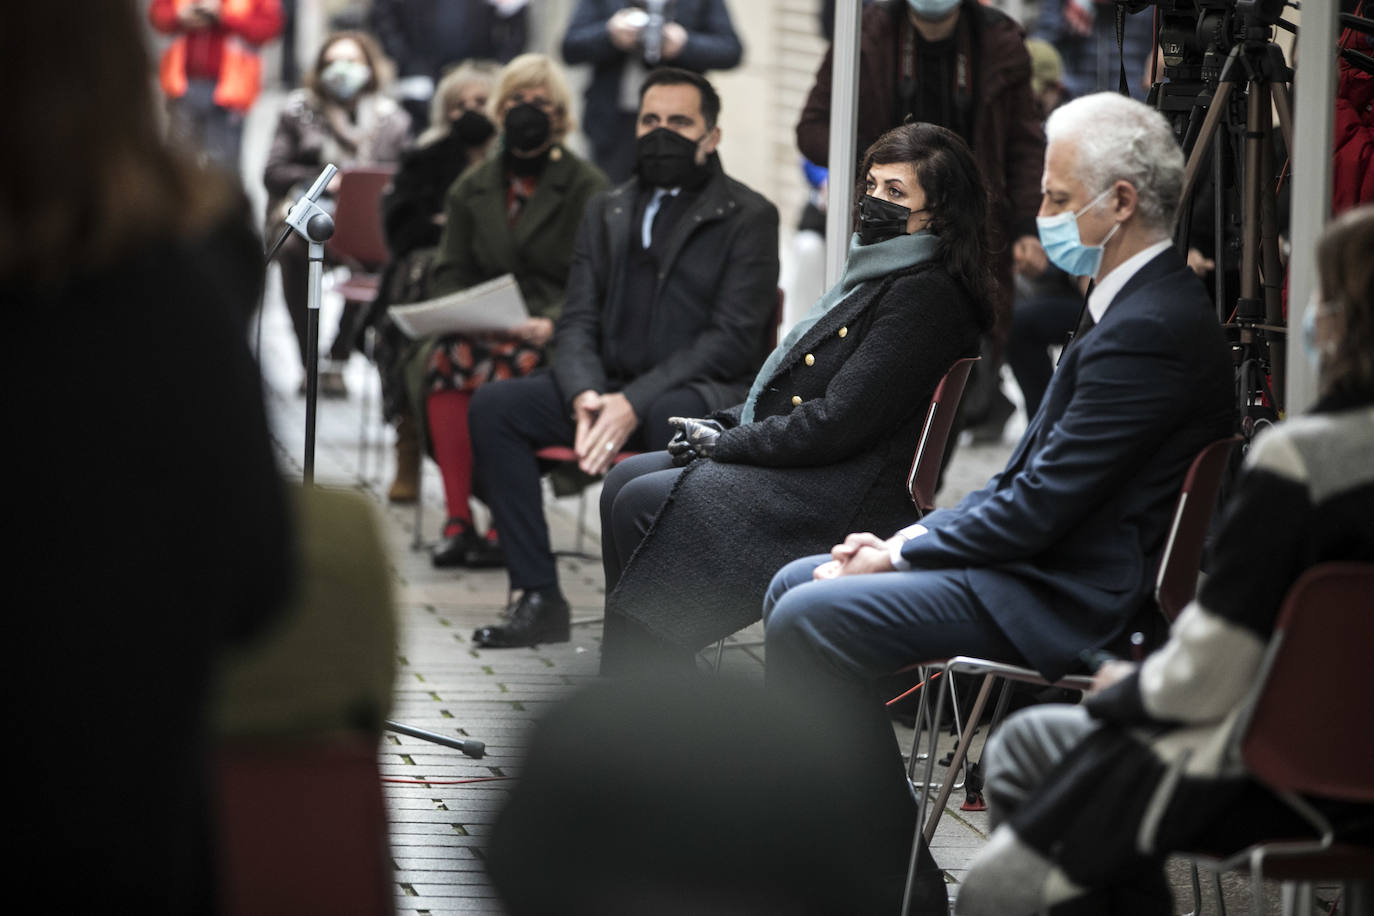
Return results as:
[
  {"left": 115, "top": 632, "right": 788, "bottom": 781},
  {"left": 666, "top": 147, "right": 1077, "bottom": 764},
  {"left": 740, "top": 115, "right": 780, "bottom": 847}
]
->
[
  {"left": 2, "top": 2, "right": 294, "bottom": 911},
  {"left": 956, "top": 206, "right": 1374, "bottom": 916},
  {"left": 488, "top": 678, "right": 928, "bottom": 915},
  {"left": 149, "top": 0, "right": 284, "bottom": 169},
  {"left": 264, "top": 30, "right": 410, "bottom": 398}
]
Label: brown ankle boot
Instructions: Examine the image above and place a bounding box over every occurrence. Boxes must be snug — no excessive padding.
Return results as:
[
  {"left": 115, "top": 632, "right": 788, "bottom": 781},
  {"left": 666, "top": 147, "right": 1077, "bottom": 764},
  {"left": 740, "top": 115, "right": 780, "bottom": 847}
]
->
[{"left": 388, "top": 410, "right": 421, "bottom": 503}]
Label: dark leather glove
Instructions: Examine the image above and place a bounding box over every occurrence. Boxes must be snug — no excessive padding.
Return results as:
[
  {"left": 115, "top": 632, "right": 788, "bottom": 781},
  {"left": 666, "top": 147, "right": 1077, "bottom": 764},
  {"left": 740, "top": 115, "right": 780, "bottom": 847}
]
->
[{"left": 666, "top": 416, "right": 724, "bottom": 466}]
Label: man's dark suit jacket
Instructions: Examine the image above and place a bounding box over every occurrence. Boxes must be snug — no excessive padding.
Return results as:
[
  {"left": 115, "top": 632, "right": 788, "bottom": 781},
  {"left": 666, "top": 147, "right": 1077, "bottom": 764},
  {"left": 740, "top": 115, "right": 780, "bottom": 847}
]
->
[
  {"left": 899, "top": 247, "right": 1236, "bottom": 679},
  {"left": 552, "top": 159, "right": 780, "bottom": 419}
]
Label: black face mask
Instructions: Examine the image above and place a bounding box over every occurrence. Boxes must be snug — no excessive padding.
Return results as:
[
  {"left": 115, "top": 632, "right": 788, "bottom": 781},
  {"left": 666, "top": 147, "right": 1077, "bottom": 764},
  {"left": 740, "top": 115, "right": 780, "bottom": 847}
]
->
[
  {"left": 452, "top": 109, "right": 495, "bottom": 146},
  {"left": 636, "top": 127, "right": 706, "bottom": 189},
  {"left": 504, "top": 102, "right": 551, "bottom": 154},
  {"left": 857, "top": 194, "right": 912, "bottom": 245}
]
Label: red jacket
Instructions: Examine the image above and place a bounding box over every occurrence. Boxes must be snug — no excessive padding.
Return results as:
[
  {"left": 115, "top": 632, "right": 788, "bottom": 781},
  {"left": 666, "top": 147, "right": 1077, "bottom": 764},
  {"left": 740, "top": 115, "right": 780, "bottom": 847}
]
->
[
  {"left": 150, "top": 0, "right": 283, "bottom": 112},
  {"left": 1333, "top": 62, "right": 1374, "bottom": 215}
]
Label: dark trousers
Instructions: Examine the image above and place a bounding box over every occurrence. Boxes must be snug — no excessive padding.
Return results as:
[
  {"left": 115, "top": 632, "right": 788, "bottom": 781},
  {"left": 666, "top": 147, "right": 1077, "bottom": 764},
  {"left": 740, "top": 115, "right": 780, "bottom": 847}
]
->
[
  {"left": 596, "top": 451, "right": 698, "bottom": 675},
  {"left": 598, "top": 451, "right": 681, "bottom": 596},
  {"left": 762, "top": 555, "right": 1027, "bottom": 808},
  {"left": 1006, "top": 293, "right": 1080, "bottom": 418},
  {"left": 469, "top": 372, "right": 706, "bottom": 591},
  {"left": 762, "top": 555, "right": 1017, "bottom": 902},
  {"left": 276, "top": 233, "right": 361, "bottom": 369}
]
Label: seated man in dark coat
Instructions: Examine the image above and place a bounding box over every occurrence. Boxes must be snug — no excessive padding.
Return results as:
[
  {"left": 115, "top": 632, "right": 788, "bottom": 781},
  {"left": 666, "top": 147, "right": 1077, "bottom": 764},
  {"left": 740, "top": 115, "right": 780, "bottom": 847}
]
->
[
  {"left": 761, "top": 92, "right": 1237, "bottom": 914},
  {"left": 467, "top": 67, "right": 780, "bottom": 648}
]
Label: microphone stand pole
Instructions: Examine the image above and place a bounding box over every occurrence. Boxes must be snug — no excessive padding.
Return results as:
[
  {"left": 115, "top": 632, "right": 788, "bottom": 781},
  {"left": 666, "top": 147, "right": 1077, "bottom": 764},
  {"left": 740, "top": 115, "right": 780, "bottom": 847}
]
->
[
  {"left": 266, "top": 167, "right": 486, "bottom": 758},
  {"left": 267, "top": 164, "right": 339, "bottom": 488}
]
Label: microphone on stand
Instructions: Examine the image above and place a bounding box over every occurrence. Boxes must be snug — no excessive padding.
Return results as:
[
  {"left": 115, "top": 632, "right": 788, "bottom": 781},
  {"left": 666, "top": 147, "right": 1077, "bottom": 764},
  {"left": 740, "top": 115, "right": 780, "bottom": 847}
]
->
[
  {"left": 266, "top": 164, "right": 339, "bottom": 261},
  {"left": 261, "top": 163, "right": 339, "bottom": 488}
]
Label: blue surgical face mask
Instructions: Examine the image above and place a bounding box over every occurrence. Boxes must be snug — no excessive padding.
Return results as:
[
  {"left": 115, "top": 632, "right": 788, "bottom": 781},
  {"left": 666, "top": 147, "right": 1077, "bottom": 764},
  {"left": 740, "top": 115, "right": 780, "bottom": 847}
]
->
[
  {"left": 1302, "top": 292, "right": 1336, "bottom": 372},
  {"left": 907, "top": 0, "right": 961, "bottom": 20},
  {"left": 1036, "top": 186, "right": 1120, "bottom": 277}
]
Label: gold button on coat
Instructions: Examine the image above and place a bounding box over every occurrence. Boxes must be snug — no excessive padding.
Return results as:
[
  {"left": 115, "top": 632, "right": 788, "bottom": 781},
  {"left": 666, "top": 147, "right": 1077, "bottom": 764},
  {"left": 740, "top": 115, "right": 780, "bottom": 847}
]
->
[
  {"left": 838, "top": 326, "right": 848, "bottom": 338},
  {"left": 804, "top": 354, "right": 815, "bottom": 366},
  {"left": 791, "top": 395, "right": 803, "bottom": 406}
]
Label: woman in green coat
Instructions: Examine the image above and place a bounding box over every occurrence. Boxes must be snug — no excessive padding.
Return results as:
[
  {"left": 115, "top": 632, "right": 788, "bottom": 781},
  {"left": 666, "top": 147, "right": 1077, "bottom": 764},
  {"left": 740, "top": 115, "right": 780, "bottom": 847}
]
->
[{"left": 412, "top": 53, "right": 607, "bottom": 567}]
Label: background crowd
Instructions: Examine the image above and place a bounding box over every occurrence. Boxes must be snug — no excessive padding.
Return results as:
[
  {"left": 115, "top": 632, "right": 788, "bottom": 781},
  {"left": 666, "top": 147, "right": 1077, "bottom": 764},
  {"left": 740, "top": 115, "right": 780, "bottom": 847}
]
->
[{"left": 9, "top": 0, "right": 1371, "bottom": 912}]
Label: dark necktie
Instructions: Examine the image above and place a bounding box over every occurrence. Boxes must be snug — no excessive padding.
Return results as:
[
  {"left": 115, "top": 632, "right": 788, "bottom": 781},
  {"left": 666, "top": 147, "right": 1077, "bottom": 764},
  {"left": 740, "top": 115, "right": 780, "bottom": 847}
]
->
[{"left": 1074, "top": 306, "right": 1096, "bottom": 340}]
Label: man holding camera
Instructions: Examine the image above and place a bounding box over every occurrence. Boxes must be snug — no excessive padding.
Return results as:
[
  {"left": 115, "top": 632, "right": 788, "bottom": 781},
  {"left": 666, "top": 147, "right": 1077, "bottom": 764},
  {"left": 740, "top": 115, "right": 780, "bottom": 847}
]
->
[
  {"left": 149, "top": 0, "right": 284, "bottom": 169},
  {"left": 562, "top": 1, "right": 743, "bottom": 182}
]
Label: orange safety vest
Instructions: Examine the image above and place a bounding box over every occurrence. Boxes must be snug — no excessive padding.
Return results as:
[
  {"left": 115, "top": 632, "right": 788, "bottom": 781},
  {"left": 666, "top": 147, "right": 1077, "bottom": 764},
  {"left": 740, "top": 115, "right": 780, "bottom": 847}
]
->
[{"left": 158, "top": 0, "right": 264, "bottom": 113}]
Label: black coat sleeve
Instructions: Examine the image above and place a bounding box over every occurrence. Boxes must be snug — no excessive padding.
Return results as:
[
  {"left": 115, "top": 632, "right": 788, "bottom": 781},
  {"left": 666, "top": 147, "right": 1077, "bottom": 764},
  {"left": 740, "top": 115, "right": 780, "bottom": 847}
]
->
[
  {"left": 552, "top": 195, "right": 614, "bottom": 405},
  {"left": 619, "top": 199, "right": 779, "bottom": 418},
  {"left": 561, "top": 0, "right": 620, "bottom": 65},
  {"left": 710, "top": 271, "right": 978, "bottom": 468},
  {"left": 674, "top": 0, "right": 744, "bottom": 71}
]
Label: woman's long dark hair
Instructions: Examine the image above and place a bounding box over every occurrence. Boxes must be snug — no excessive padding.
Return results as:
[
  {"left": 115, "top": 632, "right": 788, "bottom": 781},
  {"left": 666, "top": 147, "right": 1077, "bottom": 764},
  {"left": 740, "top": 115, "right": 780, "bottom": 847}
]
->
[{"left": 857, "top": 122, "right": 997, "bottom": 330}]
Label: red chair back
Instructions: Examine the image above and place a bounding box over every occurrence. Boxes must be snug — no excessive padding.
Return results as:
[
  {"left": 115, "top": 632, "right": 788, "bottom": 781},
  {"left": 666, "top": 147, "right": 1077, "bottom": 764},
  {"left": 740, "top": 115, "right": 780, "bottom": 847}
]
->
[
  {"left": 216, "top": 739, "right": 395, "bottom": 915},
  {"left": 329, "top": 166, "right": 396, "bottom": 270},
  {"left": 1240, "top": 562, "right": 1374, "bottom": 802},
  {"left": 536, "top": 445, "right": 641, "bottom": 467},
  {"left": 1154, "top": 435, "right": 1242, "bottom": 621},
  {"left": 907, "top": 356, "right": 979, "bottom": 514}
]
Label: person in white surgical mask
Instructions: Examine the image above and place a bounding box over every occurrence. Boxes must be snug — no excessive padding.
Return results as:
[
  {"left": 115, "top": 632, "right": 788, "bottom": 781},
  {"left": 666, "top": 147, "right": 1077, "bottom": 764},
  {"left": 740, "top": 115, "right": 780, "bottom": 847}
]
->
[
  {"left": 798, "top": 0, "right": 1049, "bottom": 445},
  {"left": 263, "top": 31, "right": 411, "bottom": 398}
]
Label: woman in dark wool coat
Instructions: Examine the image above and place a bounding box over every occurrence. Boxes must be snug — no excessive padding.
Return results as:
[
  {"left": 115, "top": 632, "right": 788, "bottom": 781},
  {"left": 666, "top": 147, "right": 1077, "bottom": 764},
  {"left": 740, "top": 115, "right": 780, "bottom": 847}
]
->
[{"left": 597, "top": 122, "right": 992, "bottom": 675}]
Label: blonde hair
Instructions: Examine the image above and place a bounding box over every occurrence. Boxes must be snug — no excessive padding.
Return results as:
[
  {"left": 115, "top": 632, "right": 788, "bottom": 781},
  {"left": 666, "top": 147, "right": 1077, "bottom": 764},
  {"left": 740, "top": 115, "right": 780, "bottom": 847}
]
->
[
  {"left": 419, "top": 60, "right": 500, "bottom": 147},
  {"left": 492, "top": 53, "right": 576, "bottom": 142}
]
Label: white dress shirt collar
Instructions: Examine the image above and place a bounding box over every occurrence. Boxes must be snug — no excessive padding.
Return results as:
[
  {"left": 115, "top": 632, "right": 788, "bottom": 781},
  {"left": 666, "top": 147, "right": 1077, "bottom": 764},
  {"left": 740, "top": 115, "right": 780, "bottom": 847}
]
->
[{"left": 1087, "top": 238, "right": 1173, "bottom": 324}]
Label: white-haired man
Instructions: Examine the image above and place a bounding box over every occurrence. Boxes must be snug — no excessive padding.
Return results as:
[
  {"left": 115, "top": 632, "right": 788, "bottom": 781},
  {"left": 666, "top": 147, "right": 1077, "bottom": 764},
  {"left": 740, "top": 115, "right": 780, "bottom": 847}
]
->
[{"left": 759, "top": 93, "right": 1236, "bottom": 914}]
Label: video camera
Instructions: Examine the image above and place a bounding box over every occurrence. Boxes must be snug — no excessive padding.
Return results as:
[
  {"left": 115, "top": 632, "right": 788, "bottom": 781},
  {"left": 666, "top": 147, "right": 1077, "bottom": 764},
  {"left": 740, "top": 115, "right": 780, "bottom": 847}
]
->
[{"left": 1117, "top": 0, "right": 1288, "bottom": 147}]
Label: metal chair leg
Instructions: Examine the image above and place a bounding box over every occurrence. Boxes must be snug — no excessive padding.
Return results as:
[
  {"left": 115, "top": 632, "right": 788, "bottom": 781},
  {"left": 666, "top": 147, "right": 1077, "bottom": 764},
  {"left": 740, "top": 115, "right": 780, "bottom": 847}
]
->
[
  {"left": 1186, "top": 861, "right": 1203, "bottom": 916},
  {"left": 356, "top": 328, "right": 374, "bottom": 485},
  {"left": 411, "top": 482, "right": 425, "bottom": 551},
  {"left": 922, "top": 673, "right": 995, "bottom": 843}
]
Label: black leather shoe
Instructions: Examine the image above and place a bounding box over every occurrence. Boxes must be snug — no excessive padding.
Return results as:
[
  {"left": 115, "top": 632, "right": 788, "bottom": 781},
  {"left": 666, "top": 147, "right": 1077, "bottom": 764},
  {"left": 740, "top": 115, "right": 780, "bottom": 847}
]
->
[
  {"left": 462, "top": 534, "right": 505, "bottom": 569},
  {"left": 430, "top": 527, "right": 470, "bottom": 569},
  {"left": 472, "top": 589, "right": 570, "bottom": 648},
  {"left": 431, "top": 522, "right": 505, "bottom": 569}
]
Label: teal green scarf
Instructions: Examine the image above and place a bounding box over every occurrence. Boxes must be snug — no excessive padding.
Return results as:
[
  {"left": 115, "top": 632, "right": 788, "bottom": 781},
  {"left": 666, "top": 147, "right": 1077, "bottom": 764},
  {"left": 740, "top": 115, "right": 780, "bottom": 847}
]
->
[{"left": 741, "top": 230, "right": 939, "bottom": 423}]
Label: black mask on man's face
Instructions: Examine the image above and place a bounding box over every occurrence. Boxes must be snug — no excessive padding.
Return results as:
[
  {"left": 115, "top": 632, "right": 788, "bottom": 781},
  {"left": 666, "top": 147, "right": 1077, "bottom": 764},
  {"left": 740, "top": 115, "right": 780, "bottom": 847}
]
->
[
  {"left": 504, "top": 103, "right": 551, "bottom": 154},
  {"left": 856, "top": 194, "right": 912, "bottom": 245},
  {"left": 636, "top": 127, "right": 707, "bottom": 188},
  {"left": 452, "top": 109, "right": 496, "bottom": 146}
]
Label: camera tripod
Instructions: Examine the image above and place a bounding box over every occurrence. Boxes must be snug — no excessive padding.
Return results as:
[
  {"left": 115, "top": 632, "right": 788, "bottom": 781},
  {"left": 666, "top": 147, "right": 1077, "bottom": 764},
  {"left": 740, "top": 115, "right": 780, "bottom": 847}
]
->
[{"left": 1166, "top": 19, "right": 1294, "bottom": 429}]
